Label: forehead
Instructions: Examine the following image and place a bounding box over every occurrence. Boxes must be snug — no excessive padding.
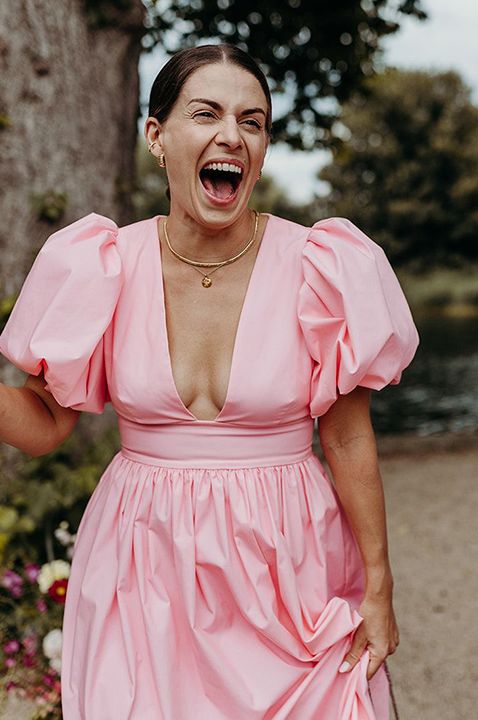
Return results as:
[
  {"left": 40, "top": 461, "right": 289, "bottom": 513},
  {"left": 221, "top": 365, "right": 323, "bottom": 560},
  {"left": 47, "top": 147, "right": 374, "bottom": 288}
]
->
[{"left": 179, "top": 62, "right": 268, "bottom": 109}]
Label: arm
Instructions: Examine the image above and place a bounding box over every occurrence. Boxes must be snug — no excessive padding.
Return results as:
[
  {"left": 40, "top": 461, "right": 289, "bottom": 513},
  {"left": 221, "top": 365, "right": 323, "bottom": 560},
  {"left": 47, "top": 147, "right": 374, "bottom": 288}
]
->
[
  {"left": 318, "top": 386, "right": 399, "bottom": 679},
  {"left": 0, "top": 371, "right": 79, "bottom": 457}
]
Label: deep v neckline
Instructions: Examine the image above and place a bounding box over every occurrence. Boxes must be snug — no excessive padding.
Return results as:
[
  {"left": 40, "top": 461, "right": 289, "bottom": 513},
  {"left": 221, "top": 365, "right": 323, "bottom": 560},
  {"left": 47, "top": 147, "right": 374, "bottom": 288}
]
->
[{"left": 152, "top": 212, "right": 271, "bottom": 423}]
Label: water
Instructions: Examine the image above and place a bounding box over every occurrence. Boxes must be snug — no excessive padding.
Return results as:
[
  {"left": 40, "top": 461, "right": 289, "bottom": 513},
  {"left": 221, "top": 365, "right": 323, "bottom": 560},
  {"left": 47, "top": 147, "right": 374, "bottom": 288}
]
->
[{"left": 370, "top": 316, "right": 478, "bottom": 436}]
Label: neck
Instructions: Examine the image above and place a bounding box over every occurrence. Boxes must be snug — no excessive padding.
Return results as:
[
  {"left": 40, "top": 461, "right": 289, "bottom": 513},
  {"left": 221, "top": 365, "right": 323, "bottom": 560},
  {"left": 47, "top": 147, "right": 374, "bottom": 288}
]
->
[{"left": 163, "top": 204, "right": 255, "bottom": 261}]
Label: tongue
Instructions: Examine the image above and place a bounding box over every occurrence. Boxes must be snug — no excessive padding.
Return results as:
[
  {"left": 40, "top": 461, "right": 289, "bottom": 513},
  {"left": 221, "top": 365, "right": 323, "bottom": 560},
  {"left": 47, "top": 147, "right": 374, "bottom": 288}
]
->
[{"left": 203, "top": 174, "right": 234, "bottom": 199}]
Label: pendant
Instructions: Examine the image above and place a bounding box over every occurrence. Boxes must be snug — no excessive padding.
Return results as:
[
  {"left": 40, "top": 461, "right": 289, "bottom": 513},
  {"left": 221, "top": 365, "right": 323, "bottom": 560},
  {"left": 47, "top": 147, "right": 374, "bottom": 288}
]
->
[{"left": 202, "top": 276, "right": 212, "bottom": 288}]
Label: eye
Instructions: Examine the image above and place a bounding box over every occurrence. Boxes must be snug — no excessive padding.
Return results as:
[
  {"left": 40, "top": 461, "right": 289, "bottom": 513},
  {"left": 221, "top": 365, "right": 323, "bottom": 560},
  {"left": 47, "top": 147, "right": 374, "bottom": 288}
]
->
[
  {"left": 194, "top": 111, "right": 216, "bottom": 120},
  {"left": 242, "top": 118, "right": 262, "bottom": 130}
]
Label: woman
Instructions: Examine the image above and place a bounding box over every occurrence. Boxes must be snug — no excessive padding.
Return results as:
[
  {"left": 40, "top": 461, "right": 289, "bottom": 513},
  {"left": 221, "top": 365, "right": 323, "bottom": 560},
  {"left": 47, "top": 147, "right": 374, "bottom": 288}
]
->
[{"left": 0, "top": 44, "right": 419, "bottom": 719}]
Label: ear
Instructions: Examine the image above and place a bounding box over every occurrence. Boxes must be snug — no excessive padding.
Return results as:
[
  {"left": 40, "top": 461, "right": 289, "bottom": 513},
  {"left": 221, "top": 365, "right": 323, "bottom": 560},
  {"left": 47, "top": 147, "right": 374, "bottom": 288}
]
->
[{"left": 144, "top": 117, "right": 164, "bottom": 155}]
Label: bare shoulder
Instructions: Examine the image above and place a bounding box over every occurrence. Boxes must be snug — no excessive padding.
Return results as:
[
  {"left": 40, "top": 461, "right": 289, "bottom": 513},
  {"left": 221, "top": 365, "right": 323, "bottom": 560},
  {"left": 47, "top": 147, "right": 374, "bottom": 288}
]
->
[{"left": 24, "top": 371, "right": 79, "bottom": 442}]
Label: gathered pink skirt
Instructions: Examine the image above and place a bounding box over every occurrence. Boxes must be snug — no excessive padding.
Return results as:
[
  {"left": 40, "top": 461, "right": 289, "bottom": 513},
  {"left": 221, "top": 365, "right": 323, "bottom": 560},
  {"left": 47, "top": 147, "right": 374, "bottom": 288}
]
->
[{"left": 60, "top": 418, "right": 390, "bottom": 719}]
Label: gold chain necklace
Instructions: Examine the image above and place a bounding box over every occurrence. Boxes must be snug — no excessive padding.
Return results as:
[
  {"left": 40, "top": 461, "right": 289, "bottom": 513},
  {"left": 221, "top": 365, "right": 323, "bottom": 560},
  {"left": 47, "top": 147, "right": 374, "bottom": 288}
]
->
[{"left": 163, "top": 210, "right": 260, "bottom": 288}]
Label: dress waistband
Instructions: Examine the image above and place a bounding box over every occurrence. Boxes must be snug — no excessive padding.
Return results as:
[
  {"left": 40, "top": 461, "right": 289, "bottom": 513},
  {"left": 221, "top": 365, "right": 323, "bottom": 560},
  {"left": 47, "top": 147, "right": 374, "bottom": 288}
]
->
[{"left": 118, "top": 415, "right": 315, "bottom": 469}]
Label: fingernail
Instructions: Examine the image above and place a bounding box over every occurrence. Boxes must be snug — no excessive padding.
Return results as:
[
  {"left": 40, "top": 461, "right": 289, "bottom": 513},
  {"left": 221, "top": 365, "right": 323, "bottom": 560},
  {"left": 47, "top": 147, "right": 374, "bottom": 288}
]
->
[{"left": 338, "top": 661, "right": 351, "bottom": 673}]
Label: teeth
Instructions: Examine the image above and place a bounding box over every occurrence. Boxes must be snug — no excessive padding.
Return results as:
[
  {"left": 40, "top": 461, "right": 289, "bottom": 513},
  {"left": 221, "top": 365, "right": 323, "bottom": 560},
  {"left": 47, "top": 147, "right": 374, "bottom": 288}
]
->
[{"left": 203, "top": 162, "right": 243, "bottom": 174}]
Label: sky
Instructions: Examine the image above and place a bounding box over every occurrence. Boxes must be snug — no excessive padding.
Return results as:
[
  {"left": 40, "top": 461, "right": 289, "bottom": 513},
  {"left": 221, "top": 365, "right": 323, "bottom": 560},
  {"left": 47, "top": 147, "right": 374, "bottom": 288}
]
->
[{"left": 139, "top": 0, "right": 478, "bottom": 202}]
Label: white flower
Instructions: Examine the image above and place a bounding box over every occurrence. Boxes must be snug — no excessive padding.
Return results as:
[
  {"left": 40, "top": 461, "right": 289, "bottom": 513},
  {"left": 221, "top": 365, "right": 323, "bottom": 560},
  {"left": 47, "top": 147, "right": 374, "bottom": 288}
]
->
[
  {"left": 54, "top": 521, "right": 76, "bottom": 548},
  {"left": 43, "top": 628, "right": 62, "bottom": 673},
  {"left": 37, "top": 560, "right": 70, "bottom": 593},
  {"left": 54, "top": 528, "right": 70, "bottom": 545},
  {"left": 50, "top": 656, "right": 62, "bottom": 673},
  {"left": 43, "top": 628, "right": 62, "bottom": 658}
]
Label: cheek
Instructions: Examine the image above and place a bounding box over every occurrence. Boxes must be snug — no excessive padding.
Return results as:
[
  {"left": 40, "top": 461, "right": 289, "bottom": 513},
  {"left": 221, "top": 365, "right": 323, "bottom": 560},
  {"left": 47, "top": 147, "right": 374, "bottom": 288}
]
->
[
  {"left": 165, "top": 145, "right": 193, "bottom": 177},
  {"left": 250, "top": 133, "right": 268, "bottom": 155},
  {"left": 167, "top": 129, "right": 211, "bottom": 169},
  {"left": 245, "top": 139, "right": 267, "bottom": 171}
]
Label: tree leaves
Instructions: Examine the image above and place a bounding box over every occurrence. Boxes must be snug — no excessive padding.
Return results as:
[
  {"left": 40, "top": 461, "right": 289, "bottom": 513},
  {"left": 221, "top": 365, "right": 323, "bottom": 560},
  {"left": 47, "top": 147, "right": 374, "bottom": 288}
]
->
[
  {"left": 144, "top": 0, "right": 427, "bottom": 149},
  {"left": 315, "top": 69, "right": 478, "bottom": 267}
]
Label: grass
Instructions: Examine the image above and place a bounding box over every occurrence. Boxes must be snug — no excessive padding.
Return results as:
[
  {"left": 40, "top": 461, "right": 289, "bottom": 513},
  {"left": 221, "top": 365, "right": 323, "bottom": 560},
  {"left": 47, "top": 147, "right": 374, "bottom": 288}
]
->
[{"left": 397, "top": 265, "right": 478, "bottom": 318}]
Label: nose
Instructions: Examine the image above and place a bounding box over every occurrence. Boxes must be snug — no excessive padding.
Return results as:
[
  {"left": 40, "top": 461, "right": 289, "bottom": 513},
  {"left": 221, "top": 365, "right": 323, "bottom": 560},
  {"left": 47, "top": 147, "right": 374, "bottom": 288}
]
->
[{"left": 215, "top": 114, "right": 243, "bottom": 148}]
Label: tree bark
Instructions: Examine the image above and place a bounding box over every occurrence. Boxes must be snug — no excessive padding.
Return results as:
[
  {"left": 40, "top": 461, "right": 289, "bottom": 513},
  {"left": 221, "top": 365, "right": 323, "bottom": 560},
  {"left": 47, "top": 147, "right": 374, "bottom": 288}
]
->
[{"left": 0, "top": 0, "right": 145, "bottom": 295}]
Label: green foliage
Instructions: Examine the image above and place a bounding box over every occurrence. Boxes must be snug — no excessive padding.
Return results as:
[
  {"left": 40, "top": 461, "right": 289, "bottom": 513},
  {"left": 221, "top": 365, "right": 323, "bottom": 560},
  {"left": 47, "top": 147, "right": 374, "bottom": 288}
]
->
[
  {"left": 315, "top": 68, "right": 478, "bottom": 268},
  {"left": 250, "top": 173, "right": 314, "bottom": 227},
  {"left": 397, "top": 265, "right": 478, "bottom": 317},
  {"left": 0, "top": 420, "right": 120, "bottom": 568},
  {"left": 143, "top": 0, "right": 427, "bottom": 150},
  {"left": 0, "top": 113, "right": 12, "bottom": 130},
  {"left": 0, "top": 295, "right": 16, "bottom": 331},
  {"left": 84, "top": 0, "right": 141, "bottom": 29},
  {"left": 133, "top": 140, "right": 170, "bottom": 220},
  {"left": 30, "top": 190, "right": 68, "bottom": 224}
]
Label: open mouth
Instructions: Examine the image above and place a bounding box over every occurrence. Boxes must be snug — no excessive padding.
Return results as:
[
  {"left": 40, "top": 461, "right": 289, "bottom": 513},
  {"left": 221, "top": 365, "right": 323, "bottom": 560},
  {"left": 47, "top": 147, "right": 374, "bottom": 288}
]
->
[{"left": 199, "top": 162, "right": 243, "bottom": 201}]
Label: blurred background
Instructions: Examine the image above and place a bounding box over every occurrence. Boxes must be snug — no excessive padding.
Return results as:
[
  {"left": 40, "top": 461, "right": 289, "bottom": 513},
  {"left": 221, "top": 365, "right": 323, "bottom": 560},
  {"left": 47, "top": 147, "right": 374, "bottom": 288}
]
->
[{"left": 0, "top": 1, "right": 476, "bottom": 718}]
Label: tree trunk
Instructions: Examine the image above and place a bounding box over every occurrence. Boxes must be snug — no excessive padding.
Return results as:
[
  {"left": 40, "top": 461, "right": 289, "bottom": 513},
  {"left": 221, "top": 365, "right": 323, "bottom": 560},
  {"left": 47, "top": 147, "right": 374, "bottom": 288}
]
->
[
  {"left": 0, "top": 0, "right": 145, "bottom": 443},
  {"left": 0, "top": 0, "right": 145, "bottom": 295}
]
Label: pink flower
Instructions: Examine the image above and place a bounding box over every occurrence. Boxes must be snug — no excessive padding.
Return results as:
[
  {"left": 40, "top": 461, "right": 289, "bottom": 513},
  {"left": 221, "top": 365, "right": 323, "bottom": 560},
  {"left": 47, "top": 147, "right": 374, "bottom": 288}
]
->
[
  {"left": 1, "top": 569, "right": 23, "bottom": 597},
  {"left": 5, "top": 657, "right": 15, "bottom": 668},
  {"left": 35, "top": 597, "right": 48, "bottom": 613},
  {"left": 3, "top": 639, "right": 20, "bottom": 654},
  {"left": 43, "top": 673, "right": 55, "bottom": 688},
  {"left": 22, "top": 634, "right": 38, "bottom": 654},
  {"left": 23, "top": 654, "right": 37, "bottom": 668},
  {"left": 24, "top": 563, "right": 40, "bottom": 583}
]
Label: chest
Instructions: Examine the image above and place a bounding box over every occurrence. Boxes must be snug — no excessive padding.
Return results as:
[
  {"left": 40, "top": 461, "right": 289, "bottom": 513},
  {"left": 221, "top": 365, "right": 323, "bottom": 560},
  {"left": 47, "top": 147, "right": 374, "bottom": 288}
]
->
[
  {"left": 161, "top": 244, "right": 260, "bottom": 413},
  {"left": 108, "top": 215, "right": 314, "bottom": 425}
]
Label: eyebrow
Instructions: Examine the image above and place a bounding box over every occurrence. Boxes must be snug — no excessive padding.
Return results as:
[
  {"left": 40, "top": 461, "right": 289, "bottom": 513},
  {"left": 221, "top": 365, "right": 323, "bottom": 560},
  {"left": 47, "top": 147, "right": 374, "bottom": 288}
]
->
[{"left": 187, "top": 98, "right": 266, "bottom": 117}]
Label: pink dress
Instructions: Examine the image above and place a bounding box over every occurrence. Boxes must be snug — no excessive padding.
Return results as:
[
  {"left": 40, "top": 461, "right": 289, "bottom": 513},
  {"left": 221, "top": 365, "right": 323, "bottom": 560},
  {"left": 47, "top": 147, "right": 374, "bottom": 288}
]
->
[{"left": 0, "top": 212, "right": 419, "bottom": 719}]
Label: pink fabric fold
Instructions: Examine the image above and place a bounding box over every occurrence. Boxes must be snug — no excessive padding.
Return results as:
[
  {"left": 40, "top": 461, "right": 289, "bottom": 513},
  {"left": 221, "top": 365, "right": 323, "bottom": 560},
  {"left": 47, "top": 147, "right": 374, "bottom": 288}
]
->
[
  {"left": 298, "top": 217, "right": 420, "bottom": 417},
  {"left": 0, "top": 213, "right": 123, "bottom": 413}
]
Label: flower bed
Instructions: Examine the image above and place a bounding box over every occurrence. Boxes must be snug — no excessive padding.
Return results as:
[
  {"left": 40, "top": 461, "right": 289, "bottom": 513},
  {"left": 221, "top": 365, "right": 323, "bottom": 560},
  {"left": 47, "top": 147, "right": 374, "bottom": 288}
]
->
[{"left": 0, "top": 522, "right": 76, "bottom": 719}]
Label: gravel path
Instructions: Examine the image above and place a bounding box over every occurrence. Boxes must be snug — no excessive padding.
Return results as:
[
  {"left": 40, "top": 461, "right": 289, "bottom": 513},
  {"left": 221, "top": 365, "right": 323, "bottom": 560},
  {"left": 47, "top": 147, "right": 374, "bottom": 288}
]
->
[{"left": 377, "top": 434, "right": 478, "bottom": 720}]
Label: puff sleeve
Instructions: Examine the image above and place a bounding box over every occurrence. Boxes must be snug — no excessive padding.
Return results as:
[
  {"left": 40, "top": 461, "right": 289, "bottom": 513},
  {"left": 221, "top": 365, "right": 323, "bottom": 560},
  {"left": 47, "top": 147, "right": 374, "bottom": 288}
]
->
[
  {"left": 298, "top": 217, "right": 419, "bottom": 418},
  {"left": 0, "top": 213, "right": 123, "bottom": 413}
]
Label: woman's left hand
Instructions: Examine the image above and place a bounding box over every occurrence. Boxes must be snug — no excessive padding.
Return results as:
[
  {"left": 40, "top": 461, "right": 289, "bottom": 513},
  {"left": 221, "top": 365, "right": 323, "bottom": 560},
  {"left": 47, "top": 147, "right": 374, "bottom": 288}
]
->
[{"left": 339, "top": 595, "right": 400, "bottom": 680}]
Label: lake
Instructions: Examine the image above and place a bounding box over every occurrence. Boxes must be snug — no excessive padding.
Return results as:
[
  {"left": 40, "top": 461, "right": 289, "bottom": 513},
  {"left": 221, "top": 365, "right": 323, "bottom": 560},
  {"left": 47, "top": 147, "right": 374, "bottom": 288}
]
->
[{"left": 370, "top": 316, "right": 478, "bottom": 436}]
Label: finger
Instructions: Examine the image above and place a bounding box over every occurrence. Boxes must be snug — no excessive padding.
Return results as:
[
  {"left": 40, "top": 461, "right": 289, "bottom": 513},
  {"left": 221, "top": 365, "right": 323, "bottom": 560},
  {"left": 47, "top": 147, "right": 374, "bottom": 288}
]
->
[
  {"left": 366, "top": 648, "right": 388, "bottom": 680},
  {"left": 338, "top": 633, "right": 367, "bottom": 673}
]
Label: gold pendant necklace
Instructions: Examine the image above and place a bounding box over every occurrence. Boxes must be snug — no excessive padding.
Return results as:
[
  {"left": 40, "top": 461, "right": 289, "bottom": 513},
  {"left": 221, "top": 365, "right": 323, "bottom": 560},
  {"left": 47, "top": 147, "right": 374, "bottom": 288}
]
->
[{"left": 163, "top": 210, "right": 260, "bottom": 288}]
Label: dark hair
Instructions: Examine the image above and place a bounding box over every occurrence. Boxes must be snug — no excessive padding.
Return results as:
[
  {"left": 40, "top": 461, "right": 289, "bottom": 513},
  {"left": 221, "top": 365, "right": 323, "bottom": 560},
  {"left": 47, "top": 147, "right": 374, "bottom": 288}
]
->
[{"left": 148, "top": 44, "right": 272, "bottom": 137}]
